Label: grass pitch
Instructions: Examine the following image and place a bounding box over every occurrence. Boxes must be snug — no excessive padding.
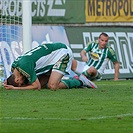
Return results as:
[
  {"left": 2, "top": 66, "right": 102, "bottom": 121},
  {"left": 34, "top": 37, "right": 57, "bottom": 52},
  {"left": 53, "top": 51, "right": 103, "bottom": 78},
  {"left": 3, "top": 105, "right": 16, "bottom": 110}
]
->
[{"left": 0, "top": 80, "right": 132, "bottom": 133}]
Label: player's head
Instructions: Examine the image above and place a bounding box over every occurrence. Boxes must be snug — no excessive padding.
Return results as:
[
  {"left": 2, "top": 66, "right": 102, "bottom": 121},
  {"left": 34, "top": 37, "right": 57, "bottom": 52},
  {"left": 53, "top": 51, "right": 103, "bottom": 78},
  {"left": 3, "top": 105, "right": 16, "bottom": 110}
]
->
[
  {"left": 6, "top": 75, "right": 19, "bottom": 87},
  {"left": 10, "top": 68, "right": 29, "bottom": 86},
  {"left": 6, "top": 74, "right": 29, "bottom": 87},
  {"left": 98, "top": 32, "right": 109, "bottom": 49}
]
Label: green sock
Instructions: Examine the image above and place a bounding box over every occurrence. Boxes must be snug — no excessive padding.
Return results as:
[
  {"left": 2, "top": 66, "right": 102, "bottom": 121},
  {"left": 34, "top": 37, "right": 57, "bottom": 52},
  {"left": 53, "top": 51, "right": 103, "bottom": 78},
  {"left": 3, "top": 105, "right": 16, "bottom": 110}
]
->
[
  {"left": 61, "top": 77, "right": 83, "bottom": 89},
  {"left": 82, "top": 71, "right": 91, "bottom": 79}
]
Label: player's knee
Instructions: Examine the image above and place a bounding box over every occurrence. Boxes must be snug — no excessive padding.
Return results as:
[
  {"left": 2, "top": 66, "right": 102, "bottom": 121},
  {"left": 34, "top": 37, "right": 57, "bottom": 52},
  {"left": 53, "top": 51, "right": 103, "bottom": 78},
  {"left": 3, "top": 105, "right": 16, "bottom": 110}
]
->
[
  {"left": 88, "top": 66, "right": 96, "bottom": 73},
  {"left": 87, "top": 67, "right": 97, "bottom": 77},
  {"left": 48, "top": 83, "right": 57, "bottom": 91}
]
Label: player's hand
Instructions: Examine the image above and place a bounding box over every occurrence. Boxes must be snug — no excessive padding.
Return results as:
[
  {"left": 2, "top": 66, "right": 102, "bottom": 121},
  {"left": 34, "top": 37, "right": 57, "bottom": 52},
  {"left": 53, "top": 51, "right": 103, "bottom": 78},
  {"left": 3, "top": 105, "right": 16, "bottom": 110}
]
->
[
  {"left": 82, "top": 56, "right": 88, "bottom": 62},
  {"left": 4, "top": 80, "right": 7, "bottom": 85},
  {"left": 3, "top": 84, "right": 15, "bottom": 90}
]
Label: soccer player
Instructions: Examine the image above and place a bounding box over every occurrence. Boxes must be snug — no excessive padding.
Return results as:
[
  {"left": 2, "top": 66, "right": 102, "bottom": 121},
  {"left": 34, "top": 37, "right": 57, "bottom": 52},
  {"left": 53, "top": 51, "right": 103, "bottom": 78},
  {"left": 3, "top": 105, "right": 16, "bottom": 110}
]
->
[
  {"left": 3, "top": 42, "right": 97, "bottom": 90},
  {"left": 71, "top": 32, "right": 120, "bottom": 81}
]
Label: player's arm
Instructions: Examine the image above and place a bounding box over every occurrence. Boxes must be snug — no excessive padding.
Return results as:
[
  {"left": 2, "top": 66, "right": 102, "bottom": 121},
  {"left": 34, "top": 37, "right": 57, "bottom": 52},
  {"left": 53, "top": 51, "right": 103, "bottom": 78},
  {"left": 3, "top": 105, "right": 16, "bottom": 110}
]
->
[
  {"left": 80, "top": 50, "right": 88, "bottom": 62},
  {"left": 4, "top": 78, "right": 41, "bottom": 90},
  {"left": 80, "top": 42, "right": 93, "bottom": 62},
  {"left": 107, "top": 46, "right": 120, "bottom": 80},
  {"left": 113, "top": 61, "right": 119, "bottom": 81}
]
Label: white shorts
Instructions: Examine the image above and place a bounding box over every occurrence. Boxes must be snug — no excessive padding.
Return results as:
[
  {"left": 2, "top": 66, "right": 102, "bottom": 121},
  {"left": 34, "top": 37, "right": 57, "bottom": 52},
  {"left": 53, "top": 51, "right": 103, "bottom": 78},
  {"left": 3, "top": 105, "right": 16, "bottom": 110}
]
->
[
  {"left": 52, "top": 46, "right": 73, "bottom": 75},
  {"left": 74, "top": 61, "right": 88, "bottom": 74}
]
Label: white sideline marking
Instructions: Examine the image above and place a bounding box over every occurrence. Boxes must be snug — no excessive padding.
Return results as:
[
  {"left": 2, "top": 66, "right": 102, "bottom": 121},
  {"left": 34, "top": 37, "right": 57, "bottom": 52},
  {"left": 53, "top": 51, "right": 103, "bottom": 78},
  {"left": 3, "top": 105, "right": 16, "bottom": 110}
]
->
[{"left": 0, "top": 113, "right": 132, "bottom": 121}]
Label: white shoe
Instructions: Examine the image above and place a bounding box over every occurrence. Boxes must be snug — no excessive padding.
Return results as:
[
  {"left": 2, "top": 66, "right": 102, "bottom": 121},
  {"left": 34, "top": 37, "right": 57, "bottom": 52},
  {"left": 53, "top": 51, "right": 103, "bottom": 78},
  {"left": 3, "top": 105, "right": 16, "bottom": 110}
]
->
[{"left": 79, "top": 74, "right": 97, "bottom": 89}]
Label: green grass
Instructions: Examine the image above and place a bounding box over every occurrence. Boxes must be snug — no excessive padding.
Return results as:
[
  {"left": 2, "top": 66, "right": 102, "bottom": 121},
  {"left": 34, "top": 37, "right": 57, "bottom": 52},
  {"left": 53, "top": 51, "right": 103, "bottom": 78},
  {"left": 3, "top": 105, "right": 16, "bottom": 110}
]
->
[{"left": 0, "top": 80, "right": 132, "bottom": 133}]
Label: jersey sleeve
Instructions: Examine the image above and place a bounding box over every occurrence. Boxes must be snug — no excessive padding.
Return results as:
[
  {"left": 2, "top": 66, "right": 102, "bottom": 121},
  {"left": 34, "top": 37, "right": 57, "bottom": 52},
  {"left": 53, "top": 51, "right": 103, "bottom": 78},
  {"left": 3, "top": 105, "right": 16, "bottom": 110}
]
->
[{"left": 107, "top": 46, "right": 118, "bottom": 63}]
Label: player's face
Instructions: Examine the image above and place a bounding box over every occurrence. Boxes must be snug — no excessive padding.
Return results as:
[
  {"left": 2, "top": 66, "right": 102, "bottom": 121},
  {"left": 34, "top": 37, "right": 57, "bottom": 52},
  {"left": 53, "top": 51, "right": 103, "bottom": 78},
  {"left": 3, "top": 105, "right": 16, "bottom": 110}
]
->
[
  {"left": 98, "top": 35, "right": 109, "bottom": 49},
  {"left": 13, "top": 68, "right": 25, "bottom": 86}
]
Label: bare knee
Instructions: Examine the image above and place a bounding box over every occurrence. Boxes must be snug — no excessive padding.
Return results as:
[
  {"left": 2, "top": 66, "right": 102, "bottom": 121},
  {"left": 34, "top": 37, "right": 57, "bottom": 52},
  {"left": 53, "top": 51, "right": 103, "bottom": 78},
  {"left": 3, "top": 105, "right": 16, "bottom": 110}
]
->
[
  {"left": 88, "top": 66, "right": 97, "bottom": 74},
  {"left": 48, "top": 83, "right": 58, "bottom": 91},
  {"left": 48, "top": 82, "right": 67, "bottom": 90}
]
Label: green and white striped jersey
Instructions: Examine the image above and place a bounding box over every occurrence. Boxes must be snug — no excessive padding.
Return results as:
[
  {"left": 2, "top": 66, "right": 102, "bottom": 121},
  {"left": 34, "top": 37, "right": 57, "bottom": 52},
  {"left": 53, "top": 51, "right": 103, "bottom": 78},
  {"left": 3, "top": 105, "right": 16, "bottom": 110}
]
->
[
  {"left": 84, "top": 41, "right": 118, "bottom": 74},
  {"left": 12, "top": 43, "right": 73, "bottom": 84}
]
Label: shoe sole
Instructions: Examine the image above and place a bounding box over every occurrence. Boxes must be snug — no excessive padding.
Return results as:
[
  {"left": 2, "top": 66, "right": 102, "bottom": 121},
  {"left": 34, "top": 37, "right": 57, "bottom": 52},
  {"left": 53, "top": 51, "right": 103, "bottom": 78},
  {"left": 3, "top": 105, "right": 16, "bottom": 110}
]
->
[
  {"left": 88, "top": 79, "right": 97, "bottom": 89},
  {"left": 79, "top": 75, "right": 98, "bottom": 89}
]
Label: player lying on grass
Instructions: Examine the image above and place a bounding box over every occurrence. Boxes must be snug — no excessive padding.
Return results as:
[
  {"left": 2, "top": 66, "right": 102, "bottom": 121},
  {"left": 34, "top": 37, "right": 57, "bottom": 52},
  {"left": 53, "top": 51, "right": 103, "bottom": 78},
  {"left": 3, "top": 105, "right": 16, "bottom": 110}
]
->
[
  {"left": 71, "top": 32, "right": 120, "bottom": 81},
  {"left": 5, "top": 70, "right": 97, "bottom": 89},
  {"left": 3, "top": 42, "right": 97, "bottom": 90},
  {"left": 5, "top": 71, "right": 51, "bottom": 89}
]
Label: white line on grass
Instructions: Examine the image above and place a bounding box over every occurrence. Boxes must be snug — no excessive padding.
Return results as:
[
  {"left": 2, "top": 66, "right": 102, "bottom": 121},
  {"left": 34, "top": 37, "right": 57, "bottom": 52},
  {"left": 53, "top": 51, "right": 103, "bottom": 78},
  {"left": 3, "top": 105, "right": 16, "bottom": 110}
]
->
[{"left": 0, "top": 113, "right": 132, "bottom": 121}]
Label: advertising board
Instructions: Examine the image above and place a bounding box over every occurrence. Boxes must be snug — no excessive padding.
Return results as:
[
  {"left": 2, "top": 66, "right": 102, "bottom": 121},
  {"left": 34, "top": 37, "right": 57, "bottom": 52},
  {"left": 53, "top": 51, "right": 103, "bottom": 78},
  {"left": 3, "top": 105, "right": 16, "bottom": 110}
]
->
[
  {"left": 65, "top": 27, "right": 133, "bottom": 79},
  {"left": 86, "top": 0, "right": 133, "bottom": 22},
  {"left": 0, "top": 0, "right": 85, "bottom": 24}
]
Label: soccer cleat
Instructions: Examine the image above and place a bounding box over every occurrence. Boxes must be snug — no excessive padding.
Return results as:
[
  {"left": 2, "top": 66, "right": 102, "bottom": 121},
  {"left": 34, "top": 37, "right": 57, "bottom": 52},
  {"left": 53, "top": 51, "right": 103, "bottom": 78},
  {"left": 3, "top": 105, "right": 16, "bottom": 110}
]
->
[{"left": 79, "top": 74, "right": 98, "bottom": 89}]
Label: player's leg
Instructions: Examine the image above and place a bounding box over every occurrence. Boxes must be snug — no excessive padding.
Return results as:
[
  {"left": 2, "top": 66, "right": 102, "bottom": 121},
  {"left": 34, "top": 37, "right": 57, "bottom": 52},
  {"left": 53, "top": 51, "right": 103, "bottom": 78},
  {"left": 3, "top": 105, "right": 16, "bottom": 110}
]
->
[
  {"left": 47, "top": 53, "right": 71, "bottom": 90},
  {"left": 47, "top": 53, "right": 97, "bottom": 89},
  {"left": 71, "top": 60, "right": 98, "bottom": 88},
  {"left": 61, "top": 75, "right": 97, "bottom": 89},
  {"left": 47, "top": 71, "right": 67, "bottom": 90},
  {"left": 82, "top": 66, "right": 102, "bottom": 81},
  {"left": 82, "top": 66, "right": 97, "bottom": 79},
  {"left": 48, "top": 71, "right": 91, "bottom": 89},
  {"left": 71, "top": 60, "right": 85, "bottom": 74},
  {"left": 38, "top": 63, "right": 97, "bottom": 89},
  {"left": 47, "top": 55, "right": 84, "bottom": 90}
]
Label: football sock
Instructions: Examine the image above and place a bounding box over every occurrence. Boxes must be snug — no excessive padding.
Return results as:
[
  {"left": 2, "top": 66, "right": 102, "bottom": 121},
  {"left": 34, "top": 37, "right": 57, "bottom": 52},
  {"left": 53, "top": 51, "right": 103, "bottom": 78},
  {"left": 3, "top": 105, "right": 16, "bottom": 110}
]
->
[
  {"left": 82, "top": 71, "right": 91, "bottom": 79},
  {"left": 61, "top": 77, "right": 83, "bottom": 89}
]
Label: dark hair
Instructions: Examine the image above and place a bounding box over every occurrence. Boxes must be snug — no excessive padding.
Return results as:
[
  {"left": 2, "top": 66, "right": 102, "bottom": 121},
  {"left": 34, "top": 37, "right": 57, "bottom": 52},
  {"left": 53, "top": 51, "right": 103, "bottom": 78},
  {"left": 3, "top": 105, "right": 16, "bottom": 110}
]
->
[
  {"left": 99, "top": 32, "right": 109, "bottom": 38},
  {"left": 7, "top": 74, "right": 29, "bottom": 87},
  {"left": 7, "top": 75, "right": 19, "bottom": 87}
]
